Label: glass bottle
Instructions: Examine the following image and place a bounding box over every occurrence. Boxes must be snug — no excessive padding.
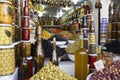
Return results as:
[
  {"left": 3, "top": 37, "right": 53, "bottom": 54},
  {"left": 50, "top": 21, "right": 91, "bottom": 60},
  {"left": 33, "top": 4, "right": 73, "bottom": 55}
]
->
[
  {"left": 34, "top": 26, "right": 44, "bottom": 73},
  {"left": 52, "top": 37, "right": 59, "bottom": 66},
  {"left": 75, "top": 48, "right": 88, "bottom": 80}
]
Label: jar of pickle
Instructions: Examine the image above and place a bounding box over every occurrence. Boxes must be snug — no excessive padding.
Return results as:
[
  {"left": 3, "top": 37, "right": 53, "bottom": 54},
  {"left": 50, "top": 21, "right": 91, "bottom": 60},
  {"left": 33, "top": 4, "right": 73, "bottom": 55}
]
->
[
  {"left": 0, "top": 45, "right": 15, "bottom": 76},
  {"left": 0, "top": 1, "right": 14, "bottom": 24},
  {"left": 0, "top": 24, "right": 13, "bottom": 45}
]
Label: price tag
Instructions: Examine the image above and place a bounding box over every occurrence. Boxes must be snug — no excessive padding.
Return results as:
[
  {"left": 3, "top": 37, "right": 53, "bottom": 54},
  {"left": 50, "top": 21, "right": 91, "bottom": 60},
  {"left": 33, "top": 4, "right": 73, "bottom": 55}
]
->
[{"left": 94, "top": 60, "right": 105, "bottom": 71}]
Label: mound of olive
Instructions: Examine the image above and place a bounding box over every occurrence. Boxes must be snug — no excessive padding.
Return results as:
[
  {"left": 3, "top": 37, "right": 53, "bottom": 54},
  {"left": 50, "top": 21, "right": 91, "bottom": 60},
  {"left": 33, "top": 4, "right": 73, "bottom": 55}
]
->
[{"left": 30, "top": 62, "right": 77, "bottom": 80}]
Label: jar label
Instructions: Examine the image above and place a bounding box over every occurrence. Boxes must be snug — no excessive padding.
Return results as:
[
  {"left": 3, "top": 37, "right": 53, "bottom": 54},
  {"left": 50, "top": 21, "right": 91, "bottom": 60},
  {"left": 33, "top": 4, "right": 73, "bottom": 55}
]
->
[{"left": 94, "top": 60, "right": 105, "bottom": 71}]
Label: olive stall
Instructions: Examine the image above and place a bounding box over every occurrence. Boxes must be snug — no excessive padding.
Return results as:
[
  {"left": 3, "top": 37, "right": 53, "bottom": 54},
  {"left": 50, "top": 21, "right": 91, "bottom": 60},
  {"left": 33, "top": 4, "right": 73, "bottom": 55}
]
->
[{"left": 0, "top": 0, "right": 120, "bottom": 80}]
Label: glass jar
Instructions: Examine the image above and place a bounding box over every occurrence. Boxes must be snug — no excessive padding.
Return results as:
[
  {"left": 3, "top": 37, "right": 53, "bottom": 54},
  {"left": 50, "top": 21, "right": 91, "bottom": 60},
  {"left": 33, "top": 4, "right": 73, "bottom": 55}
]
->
[
  {"left": 23, "top": 17, "right": 29, "bottom": 28},
  {"left": 22, "top": 28, "right": 30, "bottom": 40},
  {"left": 0, "top": 24, "right": 13, "bottom": 45},
  {"left": 22, "top": 41, "right": 31, "bottom": 57},
  {"left": 0, "top": 1, "right": 14, "bottom": 24},
  {"left": 0, "top": 45, "right": 15, "bottom": 76}
]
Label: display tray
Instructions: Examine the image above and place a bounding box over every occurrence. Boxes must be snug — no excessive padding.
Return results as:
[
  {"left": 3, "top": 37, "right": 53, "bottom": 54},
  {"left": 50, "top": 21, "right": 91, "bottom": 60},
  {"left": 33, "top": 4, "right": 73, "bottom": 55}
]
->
[{"left": 86, "top": 73, "right": 93, "bottom": 80}]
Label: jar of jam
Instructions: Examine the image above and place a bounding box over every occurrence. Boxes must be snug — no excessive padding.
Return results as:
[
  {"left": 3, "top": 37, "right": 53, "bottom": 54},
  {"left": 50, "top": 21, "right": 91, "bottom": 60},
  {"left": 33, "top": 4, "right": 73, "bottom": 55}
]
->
[
  {"left": 23, "top": 17, "right": 29, "bottom": 28},
  {"left": 24, "top": 1, "right": 29, "bottom": 16},
  {"left": 22, "top": 28, "right": 30, "bottom": 40},
  {"left": 89, "top": 54, "right": 97, "bottom": 69}
]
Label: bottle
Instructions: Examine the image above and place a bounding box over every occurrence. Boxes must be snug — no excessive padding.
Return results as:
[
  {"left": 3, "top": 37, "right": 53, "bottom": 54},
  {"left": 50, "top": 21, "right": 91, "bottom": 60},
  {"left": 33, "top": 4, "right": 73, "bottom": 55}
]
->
[
  {"left": 52, "top": 37, "right": 59, "bottom": 66},
  {"left": 82, "top": 16, "right": 87, "bottom": 28},
  {"left": 89, "top": 21, "right": 96, "bottom": 43},
  {"left": 75, "top": 48, "right": 88, "bottom": 80},
  {"left": 34, "top": 26, "right": 44, "bottom": 73},
  {"left": 24, "top": 1, "right": 29, "bottom": 16},
  {"left": 80, "top": 3, "right": 85, "bottom": 17},
  {"left": 79, "top": 29, "right": 84, "bottom": 48}
]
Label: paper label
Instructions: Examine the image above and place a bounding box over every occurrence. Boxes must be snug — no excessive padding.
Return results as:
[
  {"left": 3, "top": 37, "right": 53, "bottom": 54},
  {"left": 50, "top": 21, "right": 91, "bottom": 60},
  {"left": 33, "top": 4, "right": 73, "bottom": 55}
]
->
[{"left": 94, "top": 60, "right": 105, "bottom": 71}]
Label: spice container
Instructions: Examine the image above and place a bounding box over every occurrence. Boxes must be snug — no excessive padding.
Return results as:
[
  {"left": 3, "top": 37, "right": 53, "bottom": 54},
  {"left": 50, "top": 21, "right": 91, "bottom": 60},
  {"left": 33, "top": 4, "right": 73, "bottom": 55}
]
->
[
  {"left": 0, "top": 1, "right": 14, "bottom": 24},
  {"left": 0, "top": 24, "right": 13, "bottom": 45},
  {"left": 22, "top": 28, "right": 30, "bottom": 40},
  {"left": 22, "top": 41, "right": 31, "bottom": 57},
  {"left": 0, "top": 45, "right": 15, "bottom": 76}
]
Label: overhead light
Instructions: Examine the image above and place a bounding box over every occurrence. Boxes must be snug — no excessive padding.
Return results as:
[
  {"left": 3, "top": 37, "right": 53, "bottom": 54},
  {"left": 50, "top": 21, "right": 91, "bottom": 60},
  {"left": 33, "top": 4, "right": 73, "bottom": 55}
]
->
[{"left": 71, "top": 0, "right": 78, "bottom": 5}]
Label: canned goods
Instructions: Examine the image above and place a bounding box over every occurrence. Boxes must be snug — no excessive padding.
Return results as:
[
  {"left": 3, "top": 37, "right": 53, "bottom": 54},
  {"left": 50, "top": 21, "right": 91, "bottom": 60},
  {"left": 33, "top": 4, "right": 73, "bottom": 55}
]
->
[
  {"left": 0, "top": 45, "right": 15, "bottom": 76},
  {"left": 22, "top": 28, "right": 30, "bottom": 40},
  {"left": 88, "top": 54, "right": 97, "bottom": 69},
  {"left": 22, "top": 17, "right": 29, "bottom": 28},
  {"left": 0, "top": 24, "right": 13, "bottom": 45},
  {"left": 89, "top": 33, "right": 96, "bottom": 43},
  {"left": 0, "top": 1, "right": 14, "bottom": 24},
  {"left": 89, "top": 44, "right": 96, "bottom": 54},
  {"left": 22, "top": 41, "right": 31, "bottom": 57}
]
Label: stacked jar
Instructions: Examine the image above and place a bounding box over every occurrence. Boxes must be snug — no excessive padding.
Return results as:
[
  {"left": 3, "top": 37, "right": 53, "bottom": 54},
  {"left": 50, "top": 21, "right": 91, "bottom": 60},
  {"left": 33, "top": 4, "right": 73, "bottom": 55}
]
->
[
  {"left": 18, "top": 0, "right": 33, "bottom": 80},
  {"left": 100, "top": 18, "right": 108, "bottom": 45},
  {"left": 88, "top": 18, "right": 97, "bottom": 73},
  {"left": 0, "top": 0, "right": 15, "bottom": 76},
  {"left": 82, "top": 16, "right": 89, "bottom": 50}
]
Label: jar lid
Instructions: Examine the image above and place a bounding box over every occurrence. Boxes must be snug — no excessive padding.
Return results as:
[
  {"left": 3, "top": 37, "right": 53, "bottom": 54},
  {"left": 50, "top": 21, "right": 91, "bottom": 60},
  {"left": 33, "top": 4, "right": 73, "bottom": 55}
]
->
[
  {"left": 88, "top": 54, "right": 97, "bottom": 56},
  {"left": 0, "top": 24, "right": 12, "bottom": 27},
  {"left": 0, "top": 45, "right": 14, "bottom": 48}
]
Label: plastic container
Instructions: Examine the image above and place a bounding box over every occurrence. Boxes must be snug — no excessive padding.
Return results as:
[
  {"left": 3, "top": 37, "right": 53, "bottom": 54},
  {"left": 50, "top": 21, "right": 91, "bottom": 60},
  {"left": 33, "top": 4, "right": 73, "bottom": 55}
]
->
[
  {"left": 0, "top": 45, "right": 15, "bottom": 76},
  {"left": 0, "top": 1, "right": 14, "bottom": 24},
  {"left": 0, "top": 24, "right": 13, "bottom": 45}
]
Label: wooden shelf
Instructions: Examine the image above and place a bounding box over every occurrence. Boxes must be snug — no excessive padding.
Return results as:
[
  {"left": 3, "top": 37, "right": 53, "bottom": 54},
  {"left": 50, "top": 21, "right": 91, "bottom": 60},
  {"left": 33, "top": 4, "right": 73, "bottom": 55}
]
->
[{"left": 42, "top": 25, "right": 61, "bottom": 28}]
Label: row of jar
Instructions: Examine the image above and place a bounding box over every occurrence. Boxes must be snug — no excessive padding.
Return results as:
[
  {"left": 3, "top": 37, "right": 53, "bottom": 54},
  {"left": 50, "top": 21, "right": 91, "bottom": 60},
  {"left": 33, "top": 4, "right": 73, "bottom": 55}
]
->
[
  {"left": 0, "top": 41, "right": 33, "bottom": 76},
  {"left": 0, "top": 24, "right": 32, "bottom": 45}
]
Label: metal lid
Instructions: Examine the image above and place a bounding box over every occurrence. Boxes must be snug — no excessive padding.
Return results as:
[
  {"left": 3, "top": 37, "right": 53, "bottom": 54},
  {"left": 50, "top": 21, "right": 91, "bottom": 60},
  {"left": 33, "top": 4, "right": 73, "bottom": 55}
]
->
[
  {"left": 88, "top": 54, "right": 97, "bottom": 56},
  {"left": 26, "top": 56, "right": 33, "bottom": 60}
]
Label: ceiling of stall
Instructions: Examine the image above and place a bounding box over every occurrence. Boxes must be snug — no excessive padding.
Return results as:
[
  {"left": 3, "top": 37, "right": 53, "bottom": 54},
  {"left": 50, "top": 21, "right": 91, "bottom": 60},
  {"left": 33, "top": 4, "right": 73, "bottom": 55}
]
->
[{"left": 32, "top": 0, "right": 83, "bottom": 18}]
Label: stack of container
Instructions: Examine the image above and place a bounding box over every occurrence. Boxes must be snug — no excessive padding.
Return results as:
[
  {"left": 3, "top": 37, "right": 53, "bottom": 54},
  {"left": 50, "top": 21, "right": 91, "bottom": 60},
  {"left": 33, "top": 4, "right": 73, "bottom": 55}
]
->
[
  {"left": 18, "top": 0, "right": 33, "bottom": 80},
  {"left": 88, "top": 17, "right": 97, "bottom": 73},
  {"left": 100, "top": 18, "right": 108, "bottom": 45},
  {"left": 82, "top": 15, "right": 89, "bottom": 50},
  {"left": 0, "top": 0, "right": 15, "bottom": 76}
]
